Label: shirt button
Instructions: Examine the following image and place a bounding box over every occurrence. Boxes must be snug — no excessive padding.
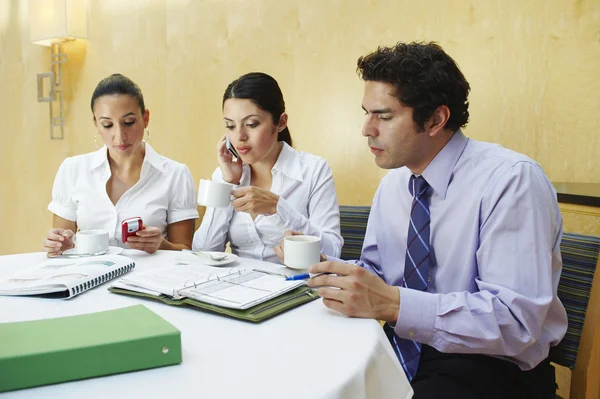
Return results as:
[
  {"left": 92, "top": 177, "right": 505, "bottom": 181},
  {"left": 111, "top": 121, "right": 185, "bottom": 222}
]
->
[
  {"left": 427, "top": 276, "right": 432, "bottom": 283},
  {"left": 408, "top": 331, "right": 415, "bottom": 338}
]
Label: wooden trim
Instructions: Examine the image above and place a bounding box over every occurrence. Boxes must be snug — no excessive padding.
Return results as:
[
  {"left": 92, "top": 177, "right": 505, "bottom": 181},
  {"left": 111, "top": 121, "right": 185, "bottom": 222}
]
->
[
  {"left": 561, "top": 209, "right": 600, "bottom": 218},
  {"left": 193, "top": 205, "right": 207, "bottom": 232},
  {"left": 570, "top": 255, "right": 600, "bottom": 399},
  {"left": 559, "top": 203, "right": 600, "bottom": 217},
  {"left": 197, "top": 205, "right": 206, "bottom": 221}
]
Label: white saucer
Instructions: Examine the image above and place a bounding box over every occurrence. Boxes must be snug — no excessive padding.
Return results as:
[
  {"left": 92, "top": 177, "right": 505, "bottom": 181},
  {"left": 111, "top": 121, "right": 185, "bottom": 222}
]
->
[
  {"left": 62, "top": 246, "right": 124, "bottom": 258},
  {"left": 176, "top": 251, "right": 238, "bottom": 267}
]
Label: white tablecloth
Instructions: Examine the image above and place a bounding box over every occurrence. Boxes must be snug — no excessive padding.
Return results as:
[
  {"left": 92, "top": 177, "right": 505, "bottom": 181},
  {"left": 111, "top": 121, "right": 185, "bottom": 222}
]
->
[{"left": 0, "top": 250, "right": 412, "bottom": 399}]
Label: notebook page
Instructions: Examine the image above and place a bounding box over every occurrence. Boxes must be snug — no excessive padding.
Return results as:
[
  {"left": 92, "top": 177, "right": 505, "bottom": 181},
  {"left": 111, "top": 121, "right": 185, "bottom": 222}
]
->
[
  {"left": 0, "top": 256, "right": 133, "bottom": 296},
  {"left": 119, "top": 265, "right": 225, "bottom": 296},
  {"left": 180, "top": 271, "right": 305, "bottom": 309}
]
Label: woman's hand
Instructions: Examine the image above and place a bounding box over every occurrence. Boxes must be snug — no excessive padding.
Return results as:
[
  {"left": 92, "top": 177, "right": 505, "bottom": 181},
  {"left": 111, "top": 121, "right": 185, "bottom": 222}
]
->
[
  {"left": 217, "top": 135, "right": 243, "bottom": 184},
  {"left": 42, "top": 228, "right": 75, "bottom": 257},
  {"left": 126, "top": 225, "right": 164, "bottom": 253},
  {"left": 232, "top": 186, "right": 279, "bottom": 215}
]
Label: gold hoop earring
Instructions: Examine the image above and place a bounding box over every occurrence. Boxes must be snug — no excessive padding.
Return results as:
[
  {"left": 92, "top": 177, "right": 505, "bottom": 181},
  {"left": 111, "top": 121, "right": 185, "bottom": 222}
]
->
[
  {"left": 94, "top": 132, "right": 101, "bottom": 149},
  {"left": 143, "top": 128, "right": 151, "bottom": 144}
]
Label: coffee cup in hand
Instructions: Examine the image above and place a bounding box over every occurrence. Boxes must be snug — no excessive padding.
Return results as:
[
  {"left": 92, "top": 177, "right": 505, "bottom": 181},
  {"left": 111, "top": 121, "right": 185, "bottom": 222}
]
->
[
  {"left": 283, "top": 235, "right": 322, "bottom": 270},
  {"left": 74, "top": 230, "right": 109, "bottom": 255},
  {"left": 198, "top": 179, "right": 234, "bottom": 208}
]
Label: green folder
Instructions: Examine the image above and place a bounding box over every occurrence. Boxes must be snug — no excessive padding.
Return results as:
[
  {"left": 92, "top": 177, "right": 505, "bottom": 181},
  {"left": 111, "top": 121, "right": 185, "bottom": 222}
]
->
[
  {"left": 109, "top": 285, "right": 319, "bottom": 322},
  {"left": 0, "top": 305, "right": 181, "bottom": 393}
]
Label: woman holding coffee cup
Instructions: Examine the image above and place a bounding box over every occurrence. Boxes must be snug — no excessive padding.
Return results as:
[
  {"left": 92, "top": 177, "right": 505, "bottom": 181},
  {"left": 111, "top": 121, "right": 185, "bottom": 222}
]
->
[
  {"left": 42, "top": 74, "right": 199, "bottom": 257},
  {"left": 192, "top": 72, "right": 342, "bottom": 264}
]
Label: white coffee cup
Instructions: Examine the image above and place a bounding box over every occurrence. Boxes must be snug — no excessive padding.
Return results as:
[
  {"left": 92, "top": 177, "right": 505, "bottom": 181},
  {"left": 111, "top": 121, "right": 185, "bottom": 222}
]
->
[
  {"left": 284, "top": 235, "right": 322, "bottom": 270},
  {"left": 198, "top": 179, "right": 234, "bottom": 208},
  {"left": 74, "top": 230, "right": 109, "bottom": 254}
]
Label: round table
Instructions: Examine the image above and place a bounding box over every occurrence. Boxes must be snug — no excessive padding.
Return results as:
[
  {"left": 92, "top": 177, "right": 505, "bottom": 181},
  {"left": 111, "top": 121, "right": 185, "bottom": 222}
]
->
[{"left": 0, "top": 250, "right": 412, "bottom": 399}]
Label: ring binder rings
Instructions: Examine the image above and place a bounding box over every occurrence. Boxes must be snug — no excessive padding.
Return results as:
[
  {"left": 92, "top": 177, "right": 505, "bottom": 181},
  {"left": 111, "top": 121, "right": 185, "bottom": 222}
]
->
[
  {"left": 172, "top": 269, "right": 248, "bottom": 301},
  {"left": 0, "top": 255, "right": 135, "bottom": 299},
  {"left": 110, "top": 265, "right": 319, "bottom": 322},
  {"left": 117, "top": 267, "right": 308, "bottom": 309}
]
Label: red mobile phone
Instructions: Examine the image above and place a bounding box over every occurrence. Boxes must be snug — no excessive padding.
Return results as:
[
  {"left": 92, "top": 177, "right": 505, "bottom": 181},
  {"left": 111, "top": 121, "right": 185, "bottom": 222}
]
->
[{"left": 121, "top": 217, "right": 143, "bottom": 244}]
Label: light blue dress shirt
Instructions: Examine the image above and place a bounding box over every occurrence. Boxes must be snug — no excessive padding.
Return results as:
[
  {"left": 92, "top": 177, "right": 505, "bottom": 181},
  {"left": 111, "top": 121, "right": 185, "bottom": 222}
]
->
[{"left": 342, "top": 130, "right": 567, "bottom": 370}]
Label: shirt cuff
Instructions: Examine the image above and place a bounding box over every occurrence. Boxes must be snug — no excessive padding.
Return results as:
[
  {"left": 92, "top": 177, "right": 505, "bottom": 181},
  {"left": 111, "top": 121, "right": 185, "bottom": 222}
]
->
[
  {"left": 48, "top": 202, "right": 77, "bottom": 222},
  {"left": 168, "top": 208, "right": 200, "bottom": 224},
  {"left": 394, "top": 287, "right": 437, "bottom": 344},
  {"left": 213, "top": 174, "right": 240, "bottom": 189}
]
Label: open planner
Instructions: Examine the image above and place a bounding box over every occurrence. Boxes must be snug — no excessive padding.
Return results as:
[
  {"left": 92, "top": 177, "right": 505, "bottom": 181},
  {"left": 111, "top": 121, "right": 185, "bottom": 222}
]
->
[
  {"left": 0, "top": 255, "right": 135, "bottom": 299},
  {"left": 110, "top": 265, "right": 318, "bottom": 322}
]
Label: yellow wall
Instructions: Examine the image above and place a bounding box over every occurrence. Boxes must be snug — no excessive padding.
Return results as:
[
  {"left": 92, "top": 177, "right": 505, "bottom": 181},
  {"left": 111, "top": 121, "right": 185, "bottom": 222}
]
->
[
  {"left": 560, "top": 203, "right": 600, "bottom": 236},
  {"left": 1, "top": 0, "right": 599, "bottom": 255}
]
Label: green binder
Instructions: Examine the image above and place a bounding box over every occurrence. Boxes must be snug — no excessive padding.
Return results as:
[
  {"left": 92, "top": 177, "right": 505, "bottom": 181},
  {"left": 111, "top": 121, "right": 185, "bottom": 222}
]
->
[
  {"left": 0, "top": 305, "right": 181, "bottom": 393},
  {"left": 109, "top": 285, "right": 319, "bottom": 322}
]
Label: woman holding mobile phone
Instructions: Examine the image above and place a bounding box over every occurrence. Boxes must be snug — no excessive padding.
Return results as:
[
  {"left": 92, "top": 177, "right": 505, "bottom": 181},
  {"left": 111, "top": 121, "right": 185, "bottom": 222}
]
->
[
  {"left": 192, "top": 72, "right": 342, "bottom": 263},
  {"left": 42, "top": 74, "right": 199, "bottom": 256}
]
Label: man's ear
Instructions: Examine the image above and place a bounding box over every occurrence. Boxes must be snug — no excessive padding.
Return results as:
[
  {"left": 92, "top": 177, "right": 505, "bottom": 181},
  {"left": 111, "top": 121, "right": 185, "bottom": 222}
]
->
[{"left": 427, "top": 105, "right": 450, "bottom": 137}]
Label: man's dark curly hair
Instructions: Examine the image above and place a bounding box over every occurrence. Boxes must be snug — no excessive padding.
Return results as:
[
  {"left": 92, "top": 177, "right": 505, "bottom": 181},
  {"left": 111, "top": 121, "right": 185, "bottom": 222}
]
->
[{"left": 357, "top": 41, "right": 470, "bottom": 132}]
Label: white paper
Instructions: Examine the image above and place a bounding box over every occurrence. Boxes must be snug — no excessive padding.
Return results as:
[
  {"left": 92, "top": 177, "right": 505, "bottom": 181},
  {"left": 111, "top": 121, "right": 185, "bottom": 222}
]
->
[
  {"left": 115, "top": 266, "right": 305, "bottom": 309},
  {"left": 0, "top": 255, "right": 134, "bottom": 296}
]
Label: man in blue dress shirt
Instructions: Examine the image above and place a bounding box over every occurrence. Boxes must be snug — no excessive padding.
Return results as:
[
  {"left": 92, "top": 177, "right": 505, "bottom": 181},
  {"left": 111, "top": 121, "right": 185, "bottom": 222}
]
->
[{"left": 277, "top": 42, "right": 567, "bottom": 398}]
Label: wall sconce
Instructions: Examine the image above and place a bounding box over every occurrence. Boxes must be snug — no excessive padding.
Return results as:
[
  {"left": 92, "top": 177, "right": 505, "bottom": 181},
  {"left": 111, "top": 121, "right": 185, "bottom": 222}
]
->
[{"left": 29, "top": 0, "right": 88, "bottom": 140}]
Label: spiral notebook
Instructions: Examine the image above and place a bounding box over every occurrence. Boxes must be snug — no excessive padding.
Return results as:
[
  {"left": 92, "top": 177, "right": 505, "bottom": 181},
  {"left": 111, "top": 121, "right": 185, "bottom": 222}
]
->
[
  {"left": 0, "top": 255, "right": 135, "bottom": 299},
  {"left": 112, "top": 265, "right": 308, "bottom": 310}
]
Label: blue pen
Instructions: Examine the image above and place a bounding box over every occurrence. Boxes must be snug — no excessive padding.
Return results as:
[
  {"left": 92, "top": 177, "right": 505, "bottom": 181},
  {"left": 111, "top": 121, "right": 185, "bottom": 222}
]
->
[{"left": 285, "top": 272, "right": 325, "bottom": 281}]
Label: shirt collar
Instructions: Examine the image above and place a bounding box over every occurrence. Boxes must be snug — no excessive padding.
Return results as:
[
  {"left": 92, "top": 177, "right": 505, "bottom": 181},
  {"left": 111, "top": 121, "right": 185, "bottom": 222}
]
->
[
  {"left": 90, "top": 146, "right": 108, "bottom": 170},
  {"left": 89, "top": 143, "right": 166, "bottom": 173},
  {"left": 421, "top": 129, "right": 469, "bottom": 200},
  {"left": 272, "top": 142, "right": 304, "bottom": 182},
  {"left": 142, "top": 143, "right": 166, "bottom": 172}
]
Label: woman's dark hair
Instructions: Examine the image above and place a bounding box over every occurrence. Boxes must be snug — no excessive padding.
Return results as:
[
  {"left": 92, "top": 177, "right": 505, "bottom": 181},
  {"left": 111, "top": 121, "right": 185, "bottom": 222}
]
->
[
  {"left": 223, "top": 72, "right": 292, "bottom": 146},
  {"left": 357, "top": 41, "right": 470, "bottom": 132},
  {"left": 90, "top": 73, "right": 145, "bottom": 116}
]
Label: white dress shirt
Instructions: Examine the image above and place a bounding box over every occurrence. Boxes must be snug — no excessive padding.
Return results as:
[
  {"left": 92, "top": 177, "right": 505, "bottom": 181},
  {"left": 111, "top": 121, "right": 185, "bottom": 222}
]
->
[
  {"left": 193, "top": 143, "right": 343, "bottom": 263},
  {"left": 48, "top": 143, "right": 199, "bottom": 247}
]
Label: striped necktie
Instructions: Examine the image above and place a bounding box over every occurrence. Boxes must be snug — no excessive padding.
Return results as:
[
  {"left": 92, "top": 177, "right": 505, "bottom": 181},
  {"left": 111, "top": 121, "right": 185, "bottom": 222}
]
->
[{"left": 384, "top": 175, "right": 431, "bottom": 381}]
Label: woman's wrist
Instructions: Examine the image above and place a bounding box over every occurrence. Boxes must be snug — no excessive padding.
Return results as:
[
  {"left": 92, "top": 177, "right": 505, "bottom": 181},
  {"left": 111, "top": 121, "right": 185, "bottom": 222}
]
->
[
  {"left": 221, "top": 171, "right": 240, "bottom": 185},
  {"left": 224, "top": 177, "right": 240, "bottom": 185},
  {"left": 158, "top": 237, "right": 170, "bottom": 250},
  {"left": 219, "top": 166, "right": 241, "bottom": 185},
  {"left": 271, "top": 196, "right": 280, "bottom": 215},
  {"left": 158, "top": 238, "right": 191, "bottom": 251}
]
